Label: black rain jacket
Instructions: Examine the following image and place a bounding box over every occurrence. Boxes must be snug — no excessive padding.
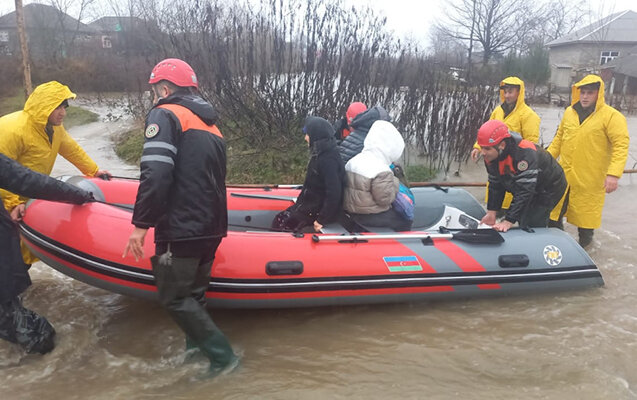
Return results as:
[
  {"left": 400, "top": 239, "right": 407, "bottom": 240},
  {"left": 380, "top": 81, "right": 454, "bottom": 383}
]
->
[
  {"left": 486, "top": 134, "right": 567, "bottom": 224},
  {"left": 0, "top": 154, "right": 92, "bottom": 302},
  {"left": 293, "top": 116, "right": 345, "bottom": 225},
  {"left": 132, "top": 93, "right": 227, "bottom": 242}
]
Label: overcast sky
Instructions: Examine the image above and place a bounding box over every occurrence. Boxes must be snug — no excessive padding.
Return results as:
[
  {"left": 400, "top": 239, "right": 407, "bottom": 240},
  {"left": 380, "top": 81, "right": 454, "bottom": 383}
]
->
[
  {"left": 347, "top": 0, "right": 637, "bottom": 48},
  {"left": 5, "top": 0, "right": 637, "bottom": 47}
]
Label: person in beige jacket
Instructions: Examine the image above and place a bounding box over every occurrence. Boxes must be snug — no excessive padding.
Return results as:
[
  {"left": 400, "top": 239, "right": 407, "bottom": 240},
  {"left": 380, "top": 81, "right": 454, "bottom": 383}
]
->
[{"left": 343, "top": 120, "right": 411, "bottom": 231}]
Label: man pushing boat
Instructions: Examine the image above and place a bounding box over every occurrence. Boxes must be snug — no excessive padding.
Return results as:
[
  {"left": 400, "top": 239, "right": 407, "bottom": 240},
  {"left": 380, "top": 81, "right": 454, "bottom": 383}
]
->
[{"left": 476, "top": 120, "right": 567, "bottom": 233}]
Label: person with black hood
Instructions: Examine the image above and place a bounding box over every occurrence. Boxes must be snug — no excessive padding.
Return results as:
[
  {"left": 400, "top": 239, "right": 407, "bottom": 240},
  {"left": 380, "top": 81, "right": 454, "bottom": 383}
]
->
[
  {"left": 272, "top": 116, "right": 345, "bottom": 232},
  {"left": 123, "top": 58, "right": 238, "bottom": 377},
  {"left": 0, "top": 153, "right": 93, "bottom": 354},
  {"left": 339, "top": 105, "right": 391, "bottom": 164}
]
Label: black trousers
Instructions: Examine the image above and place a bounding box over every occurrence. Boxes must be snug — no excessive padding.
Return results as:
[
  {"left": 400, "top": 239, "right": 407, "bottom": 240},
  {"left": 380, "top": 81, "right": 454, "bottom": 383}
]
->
[{"left": 153, "top": 238, "right": 235, "bottom": 370}]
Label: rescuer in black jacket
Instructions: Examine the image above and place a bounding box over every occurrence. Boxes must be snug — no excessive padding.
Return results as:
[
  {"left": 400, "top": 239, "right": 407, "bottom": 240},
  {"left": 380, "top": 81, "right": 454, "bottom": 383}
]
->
[
  {"left": 123, "top": 58, "right": 237, "bottom": 377},
  {"left": 0, "top": 153, "right": 93, "bottom": 354},
  {"left": 477, "top": 120, "right": 567, "bottom": 232}
]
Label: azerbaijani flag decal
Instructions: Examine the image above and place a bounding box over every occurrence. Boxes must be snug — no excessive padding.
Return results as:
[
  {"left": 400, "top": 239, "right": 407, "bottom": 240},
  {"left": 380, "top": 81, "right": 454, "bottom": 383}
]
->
[{"left": 383, "top": 256, "right": 423, "bottom": 272}]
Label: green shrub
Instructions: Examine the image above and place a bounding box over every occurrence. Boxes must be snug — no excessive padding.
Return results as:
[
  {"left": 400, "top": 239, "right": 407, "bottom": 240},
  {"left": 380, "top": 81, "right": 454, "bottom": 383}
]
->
[{"left": 405, "top": 165, "right": 437, "bottom": 183}]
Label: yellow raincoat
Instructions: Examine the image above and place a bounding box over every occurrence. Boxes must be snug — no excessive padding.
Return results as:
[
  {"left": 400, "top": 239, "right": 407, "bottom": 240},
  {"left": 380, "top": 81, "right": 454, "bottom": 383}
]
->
[
  {"left": 0, "top": 81, "right": 100, "bottom": 263},
  {"left": 548, "top": 75, "right": 630, "bottom": 229},
  {"left": 476, "top": 77, "right": 541, "bottom": 208}
]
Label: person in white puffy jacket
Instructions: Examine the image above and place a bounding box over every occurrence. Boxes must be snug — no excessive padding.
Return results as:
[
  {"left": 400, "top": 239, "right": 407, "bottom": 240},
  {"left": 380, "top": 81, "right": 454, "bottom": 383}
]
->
[{"left": 343, "top": 120, "right": 412, "bottom": 231}]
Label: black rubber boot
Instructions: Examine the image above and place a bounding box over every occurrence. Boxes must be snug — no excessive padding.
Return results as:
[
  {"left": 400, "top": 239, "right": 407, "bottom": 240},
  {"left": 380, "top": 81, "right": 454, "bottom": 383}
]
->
[
  {"left": 578, "top": 228, "right": 594, "bottom": 248},
  {"left": 152, "top": 255, "right": 236, "bottom": 373}
]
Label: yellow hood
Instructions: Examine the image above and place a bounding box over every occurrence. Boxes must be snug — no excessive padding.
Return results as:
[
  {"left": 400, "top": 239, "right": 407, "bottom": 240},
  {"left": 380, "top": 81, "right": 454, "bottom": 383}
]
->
[
  {"left": 499, "top": 76, "right": 526, "bottom": 111},
  {"left": 571, "top": 74, "right": 605, "bottom": 109},
  {"left": 23, "top": 81, "right": 76, "bottom": 127}
]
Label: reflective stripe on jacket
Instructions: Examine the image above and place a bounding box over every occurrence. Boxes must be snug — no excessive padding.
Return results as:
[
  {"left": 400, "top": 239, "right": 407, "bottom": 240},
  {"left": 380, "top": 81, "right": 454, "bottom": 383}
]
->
[
  {"left": 486, "top": 134, "right": 566, "bottom": 224},
  {"left": 132, "top": 94, "right": 227, "bottom": 242}
]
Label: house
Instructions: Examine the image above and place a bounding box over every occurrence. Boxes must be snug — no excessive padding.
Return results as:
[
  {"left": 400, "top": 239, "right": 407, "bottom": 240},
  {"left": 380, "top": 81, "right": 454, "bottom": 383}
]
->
[
  {"left": 601, "top": 46, "right": 637, "bottom": 95},
  {"left": 89, "top": 16, "right": 159, "bottom": 55},
  {"left": 547, "top": 10, "right": 637, "bottom": 91},
  {"left": 0, "top": 3, "right": 97, "bottom": 59}
]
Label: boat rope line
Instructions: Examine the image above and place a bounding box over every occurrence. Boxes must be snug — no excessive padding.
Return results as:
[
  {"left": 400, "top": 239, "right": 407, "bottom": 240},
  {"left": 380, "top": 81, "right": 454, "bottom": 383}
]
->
[
  {"left": 20, "top": 223, "right": 602, "bottom": 294},
  {"left": 20, "top": 224, "right": 155, "bottom": 285}
]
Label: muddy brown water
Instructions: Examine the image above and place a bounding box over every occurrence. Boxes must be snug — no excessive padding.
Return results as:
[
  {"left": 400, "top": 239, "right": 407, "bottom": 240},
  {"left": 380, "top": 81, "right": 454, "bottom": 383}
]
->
[{"left": 1, "top": 107, "right": 636, "bottom": 399}]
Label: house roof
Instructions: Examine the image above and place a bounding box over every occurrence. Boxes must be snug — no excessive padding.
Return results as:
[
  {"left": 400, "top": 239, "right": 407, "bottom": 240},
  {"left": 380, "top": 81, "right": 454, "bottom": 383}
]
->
[
  {"left": 602, "top": 53, "right": 637, "bottom": 78},
  {"left": 547, "top": 10, "right": 637, "bottom": 47},
  {"left": 0, "top": 3, "right": 96, "bottom": 33},
  {"left": 89, "top": 16, "right": 147, "bottom": 32}
]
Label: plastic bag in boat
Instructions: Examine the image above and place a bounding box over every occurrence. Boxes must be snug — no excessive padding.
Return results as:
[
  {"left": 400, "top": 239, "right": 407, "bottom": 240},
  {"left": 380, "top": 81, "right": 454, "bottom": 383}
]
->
[{"left": 0, "top": 297, "right": 56, "bottom": 354}]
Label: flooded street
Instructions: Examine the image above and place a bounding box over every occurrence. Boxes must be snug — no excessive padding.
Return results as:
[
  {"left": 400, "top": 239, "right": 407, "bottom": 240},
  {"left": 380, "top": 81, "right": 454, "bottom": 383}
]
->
[{"left": 1, "top": 106, "right": 636, "bottom": 399}]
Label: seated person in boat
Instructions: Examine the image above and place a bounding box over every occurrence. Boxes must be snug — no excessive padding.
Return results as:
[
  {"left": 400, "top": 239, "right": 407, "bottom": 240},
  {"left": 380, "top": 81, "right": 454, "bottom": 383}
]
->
[
  {"left": 339, "top": 105, "right": 391, "bottom": 164},
  {"left": 477, "top": 120, "right": 567, "bottom": 232},
  {"left": 0, "top": 153, "right": 93, "bottom": 354},
  {"left": 272, "top": 116, "right": 346, "bottom": 232},
  {"left": 333, "top": 102, "right": 367, "bottom": 143},
  {"left": 343, "top": 120, "right": 412, "bottom": 232}
]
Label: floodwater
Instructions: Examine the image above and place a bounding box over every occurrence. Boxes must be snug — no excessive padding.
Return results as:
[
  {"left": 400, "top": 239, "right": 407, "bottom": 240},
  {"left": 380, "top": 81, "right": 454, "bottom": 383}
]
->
[{"left": 1, "top": 106, "right": 636, "bottom": 399}]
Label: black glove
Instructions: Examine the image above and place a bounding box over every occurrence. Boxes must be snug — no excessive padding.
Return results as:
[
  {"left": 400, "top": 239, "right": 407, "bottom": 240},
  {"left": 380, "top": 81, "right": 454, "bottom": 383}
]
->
[{"left": 68, "top": 188, "right": 95, "bottom": 205}]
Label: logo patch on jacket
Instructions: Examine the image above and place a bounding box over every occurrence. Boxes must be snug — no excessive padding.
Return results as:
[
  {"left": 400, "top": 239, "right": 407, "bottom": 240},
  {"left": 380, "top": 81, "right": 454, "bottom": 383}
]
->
[
  {"left": 517, "top": 160, "right": 528, "bottom": 171},
  {"left": 145, "top": 124, "right": 159, "bottom": 138}
]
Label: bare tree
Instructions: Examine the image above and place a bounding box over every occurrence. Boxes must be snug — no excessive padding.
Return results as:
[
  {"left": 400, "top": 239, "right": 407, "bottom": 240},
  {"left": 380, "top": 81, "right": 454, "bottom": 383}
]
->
[{"left": 435, "top": 0, "right": 540, "bottom": 64}]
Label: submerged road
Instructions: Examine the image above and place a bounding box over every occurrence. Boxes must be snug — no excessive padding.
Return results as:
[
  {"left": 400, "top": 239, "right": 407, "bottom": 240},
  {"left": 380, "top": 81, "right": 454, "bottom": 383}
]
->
[{"left": 1, "top": 105, "right": 636, "bottom": 399}]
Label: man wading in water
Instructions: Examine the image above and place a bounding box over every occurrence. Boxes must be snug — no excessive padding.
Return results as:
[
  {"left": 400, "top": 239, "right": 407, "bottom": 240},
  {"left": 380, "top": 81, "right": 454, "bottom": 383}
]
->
[{"left": 123, "top": 58, "right": 239, "bottom": 377}]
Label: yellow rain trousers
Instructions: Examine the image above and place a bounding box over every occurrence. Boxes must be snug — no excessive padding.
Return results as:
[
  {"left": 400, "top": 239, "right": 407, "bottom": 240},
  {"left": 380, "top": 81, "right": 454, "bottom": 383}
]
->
[
  {"left": 475, "top": 77, "right": 541, "bottom": 208},
  {"left": 548, "top": 74, "right": 630, "bottom": 229},
  {"left": 0, "top": 81, "right": 99, "bottom": 263}
]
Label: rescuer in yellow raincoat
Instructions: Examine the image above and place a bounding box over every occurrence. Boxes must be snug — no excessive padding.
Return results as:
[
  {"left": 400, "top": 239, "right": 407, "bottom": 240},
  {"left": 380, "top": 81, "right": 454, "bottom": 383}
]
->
[
  {"left": 471, "top": 77, "right": 541, "bottom": 209},
  {"left": 547, "top": 74, "right": 630, "bottom": 247},
  {"left": 0, "top": 81, "right": 111, "bottom": 264}
]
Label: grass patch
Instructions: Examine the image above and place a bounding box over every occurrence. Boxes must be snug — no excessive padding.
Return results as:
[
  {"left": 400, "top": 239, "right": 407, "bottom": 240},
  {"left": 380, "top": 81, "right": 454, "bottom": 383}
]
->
[
  {"left": 114, "top": 127, "right": 144, "bottom": 164},
  {"left": 65, "top": 106, "right": 99, "bottom": 128},
  {"left": 113, "top": 128, "right": 310, "bottom": 184},
  {"left": 227, "top": 140, "right": 308, "bottom": 184},
  {"left": 0, "top": 88, "right": 26, "bottom": 116},
  {"left": 0, "top": 87, "right": 98, "bottom": 128},
  {"left": 405, "top": 165, "right": 437, "bottom": 183}
]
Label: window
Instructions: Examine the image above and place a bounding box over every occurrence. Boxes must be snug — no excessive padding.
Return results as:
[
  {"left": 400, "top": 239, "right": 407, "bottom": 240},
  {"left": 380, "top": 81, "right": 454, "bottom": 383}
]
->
[
  {"left": 600, "top": 51, "right": 619, "bottom": 65},
  {"left": 102, "top": 35, "right": 112, "bottom": 49},
  {"left": 0, "top": 31, "right": 8, "bottom": 42}
]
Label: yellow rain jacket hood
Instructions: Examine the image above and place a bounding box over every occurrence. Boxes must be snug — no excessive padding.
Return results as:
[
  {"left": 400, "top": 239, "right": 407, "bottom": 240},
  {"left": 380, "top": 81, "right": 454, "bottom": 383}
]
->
[
  {"left": 548, "top": 74, "right": 630, "bottom": 228},
  {"left": 478, "top": 77, "right": 541, "bottom": 208},
  {"left": 0, "top": 81, "right": 99, "bottom": 263}
]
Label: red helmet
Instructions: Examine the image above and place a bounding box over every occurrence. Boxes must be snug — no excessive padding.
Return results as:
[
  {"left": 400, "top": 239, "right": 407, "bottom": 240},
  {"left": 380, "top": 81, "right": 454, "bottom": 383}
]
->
[
  {"left": 477, "top": 120, "right": 511, "bottom": 147},
  {"left": 346, "top": 102, "right": 367, "bottom": 124},
  {"left": 149, "top": 58, "right": 198, "bottom": 89}
]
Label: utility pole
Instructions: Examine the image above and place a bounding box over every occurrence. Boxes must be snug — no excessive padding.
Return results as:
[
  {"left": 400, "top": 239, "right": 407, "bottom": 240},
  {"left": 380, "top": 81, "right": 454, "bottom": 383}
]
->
[{"left": 15, "top": 0, "right": 33, "bottom": 97}]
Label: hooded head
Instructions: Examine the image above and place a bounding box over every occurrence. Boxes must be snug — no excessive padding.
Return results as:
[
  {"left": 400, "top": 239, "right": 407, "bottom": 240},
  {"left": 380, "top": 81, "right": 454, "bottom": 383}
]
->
[
  {"left": 361, "top": 120, "right": 405, "bottom": 165},
  {"left": 303, "top": 116, "right": 336, "bottom": 147},
  {"left": 572, "top": 74, "right": 605, "bottom": 110},
  {"left": 24, "top": 81, "right": 76, "bottom": 127},
  {"left": 498, "top": 76, "right": 525, "bottom": 109}
]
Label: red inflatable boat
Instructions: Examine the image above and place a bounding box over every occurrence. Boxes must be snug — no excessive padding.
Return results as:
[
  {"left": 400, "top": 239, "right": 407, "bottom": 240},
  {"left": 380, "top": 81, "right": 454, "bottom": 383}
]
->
[{"left": 19, "top": 177, "right": 603, "bottom": 308}]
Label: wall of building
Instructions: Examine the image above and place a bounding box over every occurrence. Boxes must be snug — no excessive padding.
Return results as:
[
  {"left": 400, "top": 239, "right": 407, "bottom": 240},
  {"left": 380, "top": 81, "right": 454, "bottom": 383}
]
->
[{"left": 549, "top": 42, "right": 637, "bottom": 91}]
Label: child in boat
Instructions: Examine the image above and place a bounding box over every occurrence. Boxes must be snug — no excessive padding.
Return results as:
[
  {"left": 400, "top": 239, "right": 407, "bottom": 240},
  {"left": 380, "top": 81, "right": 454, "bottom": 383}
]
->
[
  {"left": 339, "top": 105, "right": 391, "bottom": 164},
  {"left": 343, "top": 120, "right": 412, "bottom": 231},
  {"left": 333, "top": 102, "right": 367, "bottom": 142},
  {"left": 272, "top": 116, "right": 346, "bottom": 232}
]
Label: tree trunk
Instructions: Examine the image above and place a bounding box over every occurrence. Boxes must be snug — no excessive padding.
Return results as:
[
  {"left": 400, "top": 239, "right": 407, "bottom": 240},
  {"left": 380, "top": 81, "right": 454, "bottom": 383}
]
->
[{"left": 15, "top": 0, "right": 32, "bottom": 97}]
